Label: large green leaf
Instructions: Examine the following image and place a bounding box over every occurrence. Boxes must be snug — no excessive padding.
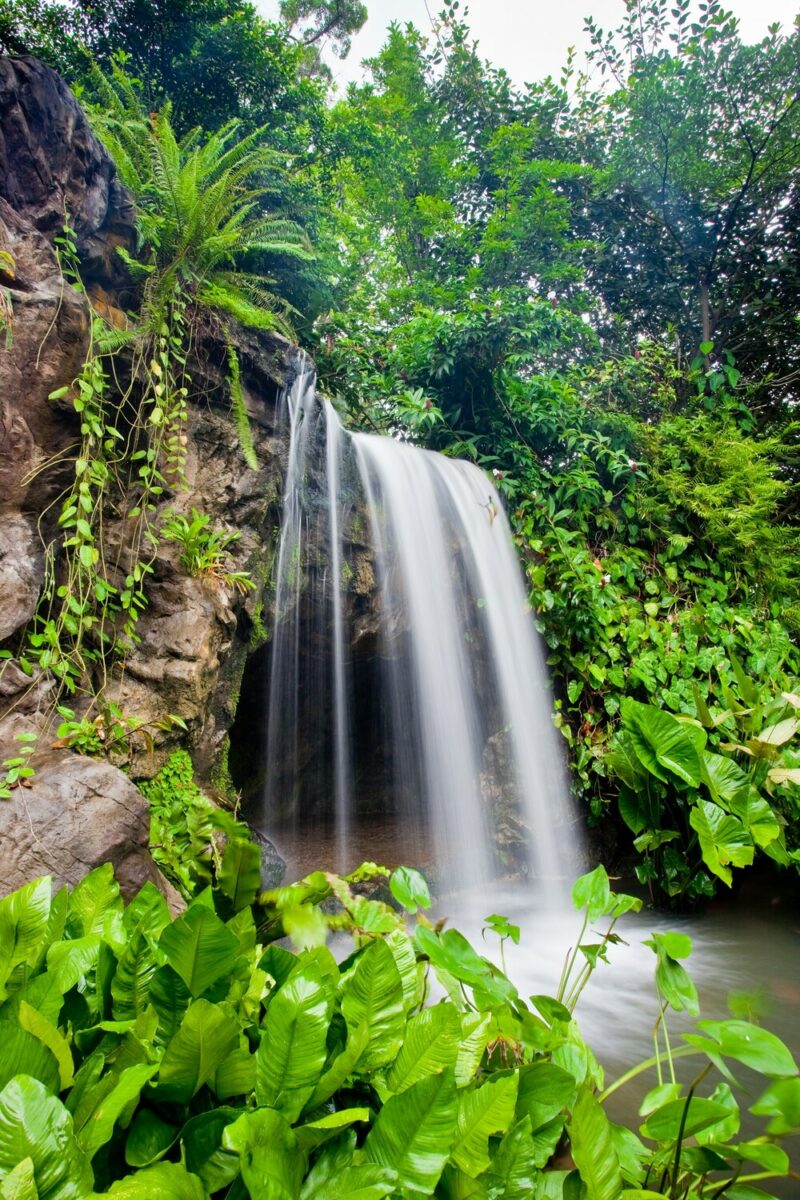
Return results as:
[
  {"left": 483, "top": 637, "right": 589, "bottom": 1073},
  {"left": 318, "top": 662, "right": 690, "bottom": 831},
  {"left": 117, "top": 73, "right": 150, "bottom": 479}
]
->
[
  {"left": 689, "top": 801, "right": 754, "bottom": 886},
  {"left": 302, "top": 1024, "right": 369, "bottom": 1113},
  {"left": 65, "top": 865, "right": 125, "bottom": 953},
  {"left": 0, "top": 1022, "right": 60, "bottom": 1095},
  {"left": 300, "top": 1133, "right": 397, "bottom": 1200},
  {"left": 111, "top": 927, "right": 163, "bottom": 1021},
  {"left": 516, "top": 1062, "right": 576, "bottom": 1131},
  {"left": 218, "top": 838, "right": 262, "bottom": 913},
  {"left": 182, "top": 1108, "right": 241, "bottom": 1194},
  {"left": 341, "top": 940, "right": 405, "bottom": 1072},
  {"left": 0, "top": 1156, "right": 38, "bottom": 1200},
  {"left": 294, "top": 1109, "right": 370, "bottom": 1153},
  {"left": 693, "top": 1020, "right": 797, "bottom": 1077},
  {"left": 363, "top": 1068, "right": 458, "bottom": 1195},
  {"left": 0, "top": 880, "right": 52, "bottom": 998},
  {"left": 0, "top": 1076, "right": 93, "bottom": 1200},
  {"left": 17, "top": 1003, "right": 73, "bottom": 1090},
  {"left": 644, "top": 933, "right": 699, "bottom": 1016},
  {"left": 122, "top": 884, "right": 170, "bottom": 939},
  {"left": 148, "top": 966, "right": 190, "bottom": 1044},
  {"left": 455, "top": 1015, "right": 491, "bottom": 1088},
  {"left": 74, "top": 1063, "right": 158, "bottom": 1158},
  {"left": 300, "top": 1164, "right": 397, "bottom": 1200},
  {"left": 155, "top": 999, "right": 239, "bottom": 1102},
  {"left": 452, "top": 1073, "right": 519, "bottom": 1177},
  {"left": 106, "top": 1163, "right": 206, "bottom": 1198},
  {"left": 414, "top": 928, "right": 517, "bottom": 1007},
  {"left": 124, "top": 1110, "right": 179, "bottom": 1168},
  {"left": 158, "top": 905, "right": 240, "bottom": 997},
  {"left": 483, "top": 1116, "right": 538, "bottom": 1199},
  {"left": 223, "top": 1107, "right": 305, "bottom": 1200},
  {"left": 567, "top": 1086, "right": 623, "bottom": 1200},
  {"left": 701, "top": 753, "right": 750, "bottom": 804},
  {"left": 256, "top": 961, "right": 331, "bottom": 1120},
  {"left": 640, "top": 1096, "right": 733, "bottom": 1142},
  {"left": 622, "top": 699, "right": 705, "bottom": 786},
  {"left": 387, "top": 1004, "right": 460, "bottom": 1094},
  {"left": 728, "top": 789, "right": 781, "bottom": 849}
]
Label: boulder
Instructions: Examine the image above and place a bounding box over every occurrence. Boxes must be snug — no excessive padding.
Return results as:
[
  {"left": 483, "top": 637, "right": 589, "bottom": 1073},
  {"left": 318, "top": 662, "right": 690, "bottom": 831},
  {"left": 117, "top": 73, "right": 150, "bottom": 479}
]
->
[{"left": 0, "top": 713, "right": 178, "bottom": 902}]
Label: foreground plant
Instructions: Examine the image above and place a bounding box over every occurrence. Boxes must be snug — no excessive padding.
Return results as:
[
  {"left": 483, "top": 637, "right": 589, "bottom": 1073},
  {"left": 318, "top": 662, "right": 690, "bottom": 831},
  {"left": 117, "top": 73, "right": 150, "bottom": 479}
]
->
[{"left": 0, "top": 859, "right": 796, "bottom": 1198}]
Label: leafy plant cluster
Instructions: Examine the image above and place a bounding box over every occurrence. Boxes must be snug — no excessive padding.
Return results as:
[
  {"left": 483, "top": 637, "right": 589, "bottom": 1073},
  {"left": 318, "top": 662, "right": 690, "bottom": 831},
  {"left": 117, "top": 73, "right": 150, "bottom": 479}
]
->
[
  {"left": 141, "top": 751, "right": 258, "bottom": 899},
  {"left": 309, "top": 3, "right": 800, "bottom": 901},
  {"left": 0, "top": 860, "right": 797, "bottom": 1199},
  {"left": 608, "top": 680, "right": 800, "bottom": 902}
]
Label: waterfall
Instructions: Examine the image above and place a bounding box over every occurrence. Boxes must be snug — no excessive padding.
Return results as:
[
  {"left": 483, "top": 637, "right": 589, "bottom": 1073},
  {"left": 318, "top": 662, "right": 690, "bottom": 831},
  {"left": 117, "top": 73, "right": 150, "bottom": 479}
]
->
[{"left": 261, "top": 359, "right": 575, "bottom": 891}]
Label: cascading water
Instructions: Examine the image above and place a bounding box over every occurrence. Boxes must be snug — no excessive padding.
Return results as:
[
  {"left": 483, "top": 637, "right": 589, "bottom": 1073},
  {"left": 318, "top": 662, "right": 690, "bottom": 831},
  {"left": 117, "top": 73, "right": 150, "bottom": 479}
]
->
[{"left": 261, "top": 356, "right": 575, "bottom": 891}]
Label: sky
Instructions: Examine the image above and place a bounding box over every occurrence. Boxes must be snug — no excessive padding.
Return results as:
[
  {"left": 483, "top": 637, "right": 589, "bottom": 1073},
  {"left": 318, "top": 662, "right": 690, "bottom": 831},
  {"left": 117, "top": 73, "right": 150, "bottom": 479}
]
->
[{"left": 259, "top": 0, "right": 800, "bottom": 91}]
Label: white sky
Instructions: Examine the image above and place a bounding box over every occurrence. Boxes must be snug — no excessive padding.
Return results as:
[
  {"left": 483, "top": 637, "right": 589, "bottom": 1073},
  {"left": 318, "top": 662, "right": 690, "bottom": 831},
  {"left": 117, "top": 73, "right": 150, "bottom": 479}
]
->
[{"left": 258, "top": 0, "right": 800, "bottom": 91}]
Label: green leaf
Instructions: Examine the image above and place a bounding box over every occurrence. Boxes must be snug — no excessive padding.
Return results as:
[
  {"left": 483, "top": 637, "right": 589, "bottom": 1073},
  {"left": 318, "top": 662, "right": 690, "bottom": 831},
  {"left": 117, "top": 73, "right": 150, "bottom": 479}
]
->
[
  {"left": 256, "top": 961, "right": 331, "bottom": 1120},
  {"left": 387, "top": 1004, "right": 460, "bottom": 1093},
  {"left": 452, "top": 1073, "right": 518, "bottom": 1177},
  {"left": 567, "top": 1085, "right": 623, "bottom": 1200},
  {"left": 571, "top": 865, "right": 612, "bottom": 921},
  {"left": 0, "top": 1157, "right": 38, "bottom": 1200},
  {"left": 364, "top": 1068, "right": 458, "bottom": 1195},
  {"left": 74, "top": 1063, "right": 158, "bottom": 1158},
  {"left": 303, "top": 1023, "right": 369, "bottom": 1113},
  {"left": 689, "top": 801, "right": 754, "bottom": 886},
  {"left": 641, "top": 1097, "right": 734, "bottom": 1142},
  {"left": 728, "top": 789, "right": 781, "bottom": 848},
  {"left": 124, "top": 1110, "right": 179, "bottom": 1168},
  {"left": 294, "top": 1109, "right": 370, "bottom": 1152},
  {"left": 701, "top": 753, "right": 750, "bottom": 804},
  {"left": 301, "top": 1164, "right": 397, "bottom": 1200},
  {"left": 17, "top": 1003, "right": 73, "bottom": 1090},
  {"left": 181, "top": 1108, "right": 241, "bottom": 1194},
  {"left": 0, "top": 1076, "right": 93, "bottom": 1200},
  {"left": 341, "top": 939, "right": 405, "bottom": 1072},
  {"left": 223, "top": 1107, "right": 305, "bottom": 1200},
  {"left": 389, "top": 867, "right": 431, "bottom": 913},
  {"left": 694, "top": 1020, "right": 797, "bottom": 1077},
  {"left": 0, "top": 880, "right": 52, "bottom": 998},
  {"left": 66, "top": 864, "right": 124, "bottom": 952},
  {"left": 483, "top": 1116, "right": 537, "bottom": 1199},
  {"left": 644, "top": 933, "right": 699, "bottom": 1016},
  {"left": 750, "top": 1077, "right": 800, "bottom": 1134},
  {"left": 454, "top": 1014, "right": 491, "bottom": 1088},
  {"left": 0, "top": 1022, "right": 60, "bottom": 1095},
  {"left": 218, "top": 838, "right": 262, "bottom": 912},
  {"left": 106, "top": 1163, "right": 206, "bottom": 1199},
  {"left": 159, "top": 905, "right": 240, "bottom": 996},
  {"left": 111, "top": 926, "right": 162, "bottom": 1021},
  {"left": 156, "top": 999, "right": 239, "bottom": 1102},
  {"left": 516, "top": 1062, "right": 577, "bottom": 1131},
  {"left": 621, "top": 698, "right": 704, "bottom": 786}
]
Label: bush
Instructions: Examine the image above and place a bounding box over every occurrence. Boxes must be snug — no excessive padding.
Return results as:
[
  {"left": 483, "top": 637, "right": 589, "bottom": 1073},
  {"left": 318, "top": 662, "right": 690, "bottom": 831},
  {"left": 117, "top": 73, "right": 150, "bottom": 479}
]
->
[{"left": 0, "top": 860, "right": 796, "bottom": 1198}]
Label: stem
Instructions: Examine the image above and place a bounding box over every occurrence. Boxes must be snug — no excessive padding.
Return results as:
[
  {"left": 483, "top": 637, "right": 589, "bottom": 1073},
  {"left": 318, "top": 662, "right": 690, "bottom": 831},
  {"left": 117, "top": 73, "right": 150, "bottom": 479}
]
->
[{"left": 599, "top": 1045, "right": 701, "bottom": 1103}]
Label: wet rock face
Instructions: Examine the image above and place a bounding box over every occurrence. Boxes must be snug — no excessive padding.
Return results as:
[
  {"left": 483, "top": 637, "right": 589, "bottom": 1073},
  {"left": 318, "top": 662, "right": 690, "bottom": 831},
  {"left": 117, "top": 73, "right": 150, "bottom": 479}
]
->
[{"left": 0, "top": 56, "right": 137, "bottom": 295}]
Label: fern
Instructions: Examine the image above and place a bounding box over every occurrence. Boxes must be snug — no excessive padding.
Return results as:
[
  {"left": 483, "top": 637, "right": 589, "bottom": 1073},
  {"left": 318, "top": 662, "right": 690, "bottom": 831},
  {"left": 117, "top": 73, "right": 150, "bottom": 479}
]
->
[{"left": 227, "top": 345, "right": 258, "bottom": 470}]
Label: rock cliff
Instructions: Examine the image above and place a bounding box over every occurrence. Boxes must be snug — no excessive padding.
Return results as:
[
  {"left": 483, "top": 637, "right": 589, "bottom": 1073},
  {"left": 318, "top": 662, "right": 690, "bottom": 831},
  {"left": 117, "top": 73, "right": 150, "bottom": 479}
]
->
[{"left": 0, "top": 57, "right": 296, "bottom": 895}]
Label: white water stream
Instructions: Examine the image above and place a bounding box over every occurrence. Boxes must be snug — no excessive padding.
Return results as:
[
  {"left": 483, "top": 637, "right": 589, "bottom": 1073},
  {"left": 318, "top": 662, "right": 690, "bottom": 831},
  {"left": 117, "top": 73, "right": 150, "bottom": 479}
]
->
[{"left": 261, "top": 360, "right": 576, "bottom": 891}]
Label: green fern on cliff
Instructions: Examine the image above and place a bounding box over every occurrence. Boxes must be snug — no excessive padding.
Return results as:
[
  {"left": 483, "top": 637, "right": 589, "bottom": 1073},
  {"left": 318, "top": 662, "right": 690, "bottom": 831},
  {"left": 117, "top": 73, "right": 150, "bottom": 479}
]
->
[{"left": 88, "top": 62, "right": 312, "bottom": 334}]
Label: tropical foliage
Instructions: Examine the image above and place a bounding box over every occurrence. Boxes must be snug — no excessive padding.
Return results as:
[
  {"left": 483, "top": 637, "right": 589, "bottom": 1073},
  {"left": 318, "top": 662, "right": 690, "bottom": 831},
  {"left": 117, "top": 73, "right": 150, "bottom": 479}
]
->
[
  {"left": 0, "top": 859, "right": 797, "bottom": 1199},
  {"left": 3, "top": 0, "right": 800, "bottom": 895}
]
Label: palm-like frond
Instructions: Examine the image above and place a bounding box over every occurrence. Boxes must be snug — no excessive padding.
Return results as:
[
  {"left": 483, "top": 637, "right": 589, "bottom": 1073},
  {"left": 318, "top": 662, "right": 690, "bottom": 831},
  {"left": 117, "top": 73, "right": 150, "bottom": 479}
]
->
[{"left": 86, "top": 68, "right": 314, "bottom": 333}]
